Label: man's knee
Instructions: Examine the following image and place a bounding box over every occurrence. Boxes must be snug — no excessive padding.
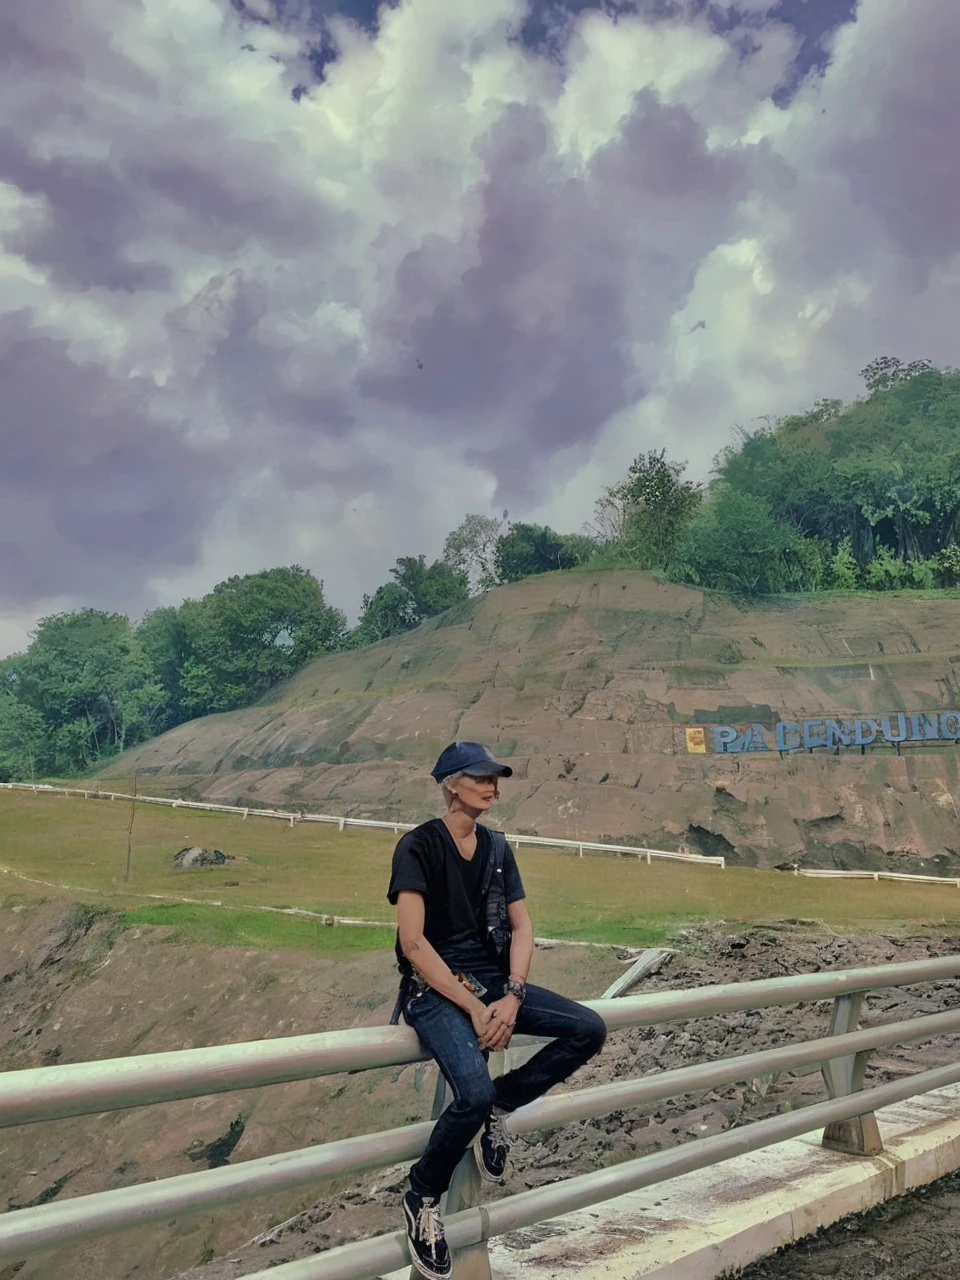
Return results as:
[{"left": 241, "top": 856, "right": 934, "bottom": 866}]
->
[
  {"left": 578, "top": 1009, "right": 607, "bottom": 1058},
  {"left": 454, "top": 1074, "right": 496, "bottom": 1121}
]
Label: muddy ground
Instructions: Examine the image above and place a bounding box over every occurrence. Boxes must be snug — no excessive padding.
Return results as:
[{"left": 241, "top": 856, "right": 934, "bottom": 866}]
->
[
  {"left": 162, "top": 923, "right": 960, "bottom": 1280},
  {"left": 738, "top": 1164, "right": 960, "bottom": 1279}
]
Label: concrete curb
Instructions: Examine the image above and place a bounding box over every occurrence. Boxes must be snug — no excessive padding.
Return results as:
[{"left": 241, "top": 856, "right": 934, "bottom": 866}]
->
[{"left": 484, "top": 1083, "right": 960, "bottom": 1279}]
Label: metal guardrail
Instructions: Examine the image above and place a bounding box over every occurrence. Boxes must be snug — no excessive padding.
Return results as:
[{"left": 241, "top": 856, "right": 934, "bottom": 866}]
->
[
  {"left": 237, "top": 1061, "right": 960, "bottom": 1280},
  {"left": 0, "top": 780, "right": 726, "bottom": 867},
  {"left": 2, "top": 957, "right": 960, "bottom": 1272},
  {"left": 4, "top": 958, "right": 958, "bottom": 1127},
  {"left": 794, "top": 867, "right": 960, "bottom": 887}
]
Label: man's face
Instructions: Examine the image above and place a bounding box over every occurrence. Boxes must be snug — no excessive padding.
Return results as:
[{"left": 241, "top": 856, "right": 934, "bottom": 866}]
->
[{"left": 455, "top": 772, "right": 500, "bottom": 810}]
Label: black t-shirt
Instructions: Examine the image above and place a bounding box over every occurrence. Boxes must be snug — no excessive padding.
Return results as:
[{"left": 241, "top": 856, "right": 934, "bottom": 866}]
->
[{"left": 387, "top": 819, "right": 525, "bottom": 970}]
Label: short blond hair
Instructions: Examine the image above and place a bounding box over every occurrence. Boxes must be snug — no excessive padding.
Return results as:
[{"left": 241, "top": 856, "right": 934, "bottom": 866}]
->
[{"left": 440, "top": 772, "right": 466, "bottom": 808}]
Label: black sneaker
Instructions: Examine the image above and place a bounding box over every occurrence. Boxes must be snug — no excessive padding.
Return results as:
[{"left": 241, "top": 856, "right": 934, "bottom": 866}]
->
[
  {"left": 474, "top": 1109, "right": 513, "bottom": 1182},
  {"left": 402, "top": 1190, "right": 452, "bottom": 1280}
]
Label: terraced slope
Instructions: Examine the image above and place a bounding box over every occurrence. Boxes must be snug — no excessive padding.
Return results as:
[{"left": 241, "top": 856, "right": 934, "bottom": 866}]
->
[{"left": 104, "top": 571, "right": 960, "bottom": 872}]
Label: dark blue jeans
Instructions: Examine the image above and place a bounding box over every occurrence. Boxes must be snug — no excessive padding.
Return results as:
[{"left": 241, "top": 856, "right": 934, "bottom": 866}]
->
[{"left": 403, "top": 967, "right": 606, "bottom": 1198}]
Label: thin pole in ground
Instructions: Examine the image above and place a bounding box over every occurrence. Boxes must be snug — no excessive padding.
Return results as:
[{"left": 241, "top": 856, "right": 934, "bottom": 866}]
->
[{"left": 124, "top": 771, "right": 138, "bottom": 885}]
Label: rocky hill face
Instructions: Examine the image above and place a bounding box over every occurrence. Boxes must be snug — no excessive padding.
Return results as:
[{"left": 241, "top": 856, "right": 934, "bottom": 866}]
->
[{"left": 108, "top": 571, "right": 960, "bottom": 873}]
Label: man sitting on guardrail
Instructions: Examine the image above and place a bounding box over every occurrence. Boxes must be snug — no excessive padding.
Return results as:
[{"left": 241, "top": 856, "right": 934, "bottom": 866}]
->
[{"left": 388, "top": 741, "right": 607, "bottom": 1280}]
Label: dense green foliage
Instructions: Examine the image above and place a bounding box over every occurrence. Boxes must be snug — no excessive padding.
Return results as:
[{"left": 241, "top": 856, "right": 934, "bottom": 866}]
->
[
  {"left": 494, "top": 523, "right": 595, "bottom": 582},
  {"left": 442, "top": 514, "right": 502, "bottom": 592},
  {"left": 172, "top": 566, "right": 346, "bottom": 715},
  {"left": 591, "top": 358, "right": 960, "bottom": 595},
  {"left": 0, "top": 569, "right": 344, "bottom": 781},
  {"left": 347, "top": 556, "right": 469, "bottom": 646},
  {"left": 592, "top": 449, "right": 703, "bottom": 570},
  {"left": 4, "top": 355, "right": 959, "bottom": 782},
  {"left": 0, "top": 610, "right": 161, "bottom": 778},
  {"left": 698, "top": 359, "right": 960, "bottom": 590}
]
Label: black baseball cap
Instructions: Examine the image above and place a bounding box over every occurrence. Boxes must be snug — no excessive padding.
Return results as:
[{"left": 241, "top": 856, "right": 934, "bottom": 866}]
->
[{"left": 430, "top": 741, "right": 514, "bottom": 784}]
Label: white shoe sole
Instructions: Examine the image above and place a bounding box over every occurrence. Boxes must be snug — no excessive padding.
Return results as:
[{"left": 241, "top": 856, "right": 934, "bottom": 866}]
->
[
  {"left": 473, "top": 1134, "right": 509, "bottom": 1183},
  {"left": 402, "top": 1199, "right": 452, "bottom": 1280}
]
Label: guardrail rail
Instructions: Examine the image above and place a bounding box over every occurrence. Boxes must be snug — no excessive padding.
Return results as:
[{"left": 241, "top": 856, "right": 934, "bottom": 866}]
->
[{"left": 2, "top": 957, "right": 960, "bottom": 1278}]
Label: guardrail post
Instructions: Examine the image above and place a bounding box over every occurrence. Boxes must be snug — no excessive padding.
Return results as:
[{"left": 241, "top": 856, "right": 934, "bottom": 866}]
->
[
  {"left": 820, "top": 993, "right": 884, "bottom": 1156},
  {"left": 410, "top": 1052, "right": 503, "bottom": 1280}
]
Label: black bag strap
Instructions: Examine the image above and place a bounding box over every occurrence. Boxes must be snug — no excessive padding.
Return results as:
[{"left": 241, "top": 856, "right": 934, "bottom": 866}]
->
[
  {"left": 388, "top": 972, "right": 411, "bottom": 1026},
  {"left": 482, "top": 828, "right": 507, "bottom": 893},
  {"left": 461, "top": 826, "right": 505, "bottom": 940}
]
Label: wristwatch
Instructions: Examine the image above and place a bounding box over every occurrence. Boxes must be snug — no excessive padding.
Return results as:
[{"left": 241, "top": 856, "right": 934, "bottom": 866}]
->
[{"left": 504, "top": 978, "right": 526, "bottom": 1002}]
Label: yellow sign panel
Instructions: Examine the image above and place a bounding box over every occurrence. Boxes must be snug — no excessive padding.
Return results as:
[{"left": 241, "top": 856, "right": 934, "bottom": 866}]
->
[{"left": 685, "top": 727, "right": 707, "bottom": 754}]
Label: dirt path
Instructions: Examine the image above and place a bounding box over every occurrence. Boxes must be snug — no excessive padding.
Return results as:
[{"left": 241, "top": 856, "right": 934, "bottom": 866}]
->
[
  {"left": 173, "top": 922, "right": 960, "bottom": 1280},
  {"left": 739, "top": 1166, "right": 960, "bottom": 1279}
]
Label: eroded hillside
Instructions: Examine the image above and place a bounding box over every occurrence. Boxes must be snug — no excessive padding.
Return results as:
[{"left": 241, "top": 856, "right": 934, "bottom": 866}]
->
[
  {"left": 6, "top": 900, "right": 960, "bottom": 1280},
  {"left": 105, "top": 571, "right": 960, "bottom": 872},
  {"left": 0, "top": 897, "right": 619, "bottom": 1280}
]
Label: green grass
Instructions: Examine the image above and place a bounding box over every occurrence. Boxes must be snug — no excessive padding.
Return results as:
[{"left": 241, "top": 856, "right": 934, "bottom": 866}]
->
[
  {"left": 122, "top": 904, "right": 396, "bottom": 955},
  {"left": 2, "top": 789, "right": 960, "bottom": 952}
]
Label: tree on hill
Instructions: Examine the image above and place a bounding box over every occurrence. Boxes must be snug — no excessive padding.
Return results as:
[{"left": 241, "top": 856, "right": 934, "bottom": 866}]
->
[
  {"left": 494, "top": 523, "right": 596, "bottom": 583},
  {"left": 137, "top": 605, "right": 192, "bottom": 733},
  {"left": 672, "top": 488, "right": 825, "bottom": 595},
  {"left": 346, "top": 556, "right": 469, "bottom": 647},
  {"left": 0, "top": 677, "right": 48, "bottom": 782},
  {"left": 2, "top": 610, "right": 162, "bottom": 776},
  {"left": 860, "top": 356, "right": 934, "bottom": 394},
  {"left": 442, "top": 514, "right": 502, "bottom": 593},
  {"left": 612, "top": 449, "right": 702, "bottom": 569},
  {"left": 392, "top": 556, "right": 469, "bottom": 619},
  {"left": 712, "top": 360, "right": 960, "bottom": 573},
  {"left": 177, "top": 566, "right": 346, "bottom": 716}
]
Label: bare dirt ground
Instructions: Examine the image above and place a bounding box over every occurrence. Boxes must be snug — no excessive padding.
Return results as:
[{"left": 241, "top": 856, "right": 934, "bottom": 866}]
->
[
  {"left": 104, "top": 570, "right": 960, "bottom": 874},
  {"left": 0, "top": 898, "right": 619, "bottom": 1280},
  {"left": 738, "top": 1166, "right": 960, "bottom": 1279},
  {"left": 167, "top": 922, "right": 960, "bottom": 1280}
]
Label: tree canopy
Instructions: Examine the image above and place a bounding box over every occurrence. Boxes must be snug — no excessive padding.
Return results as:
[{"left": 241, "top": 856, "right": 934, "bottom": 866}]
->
[
  {"left": 0, "top": 610, "right": 161, "bottom": 779},
  {"left": 593, "top": 448, "right": 702, "bottom": 570},
  {"left": 712, "top": 363, "right": 960, "bottom": 577},
  {"left": 176, "top": 567, "right": 346, "bottom": 716},
  {"left": 6, "top": 355, "right": 960, "bottom": 782},
  {"left": 494, "top": 523, "right": 595, "bottom": 583},
  {"left": 442, "top": 514, "right": 502, "bottom": 592}
]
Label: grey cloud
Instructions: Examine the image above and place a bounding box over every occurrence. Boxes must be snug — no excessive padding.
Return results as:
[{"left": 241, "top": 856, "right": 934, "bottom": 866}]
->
[
  {"left": 0, "top": 11, "right": 83, "bottom": 78},
  {"left": 359, "top": 91, "right": 748, "bottom": 501},
  {"left": 0, "top": 4, "right": 342, "bottom": 295},
  {"left": 0, "top": 129, "right": 171, "bottom": 292},
  {"left": 0, "top": 123, "right": 340, "bottom": 291},
  {"left": 124, "top": 142, "right": 343, "bottom": 256},
  {"left": 165, "top": 267, "right": 360, "bottom": 456},
  {"left": 829, "top": 28, "right": 960, "bottom": 270},
  {"left": 0, "top": 311, "right": 227, "bottom": 605}
]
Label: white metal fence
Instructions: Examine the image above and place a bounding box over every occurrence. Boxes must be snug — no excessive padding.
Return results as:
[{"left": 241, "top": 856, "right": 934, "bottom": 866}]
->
[
  {"left": 9, "top": 780, "right": 960, "bottom": 888},
  {"left": 794, "top": 867, "right": 960, "bottom": 886},
  {"left": 0, "top": 780, "right": 726, "bottom": 867}
]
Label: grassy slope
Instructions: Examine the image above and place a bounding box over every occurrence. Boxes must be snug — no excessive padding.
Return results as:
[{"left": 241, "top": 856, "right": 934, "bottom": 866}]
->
[
  {"left": 3, "top": 789, "right": 960, "bottom": 949},
  {"left": 91, "top": 569, "right": 960, "bottom": 870}
]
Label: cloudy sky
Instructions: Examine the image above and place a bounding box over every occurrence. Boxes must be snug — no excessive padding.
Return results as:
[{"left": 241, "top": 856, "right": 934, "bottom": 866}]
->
[{"left": 2, "top": 0, "right": 958, "bottom": 655}]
